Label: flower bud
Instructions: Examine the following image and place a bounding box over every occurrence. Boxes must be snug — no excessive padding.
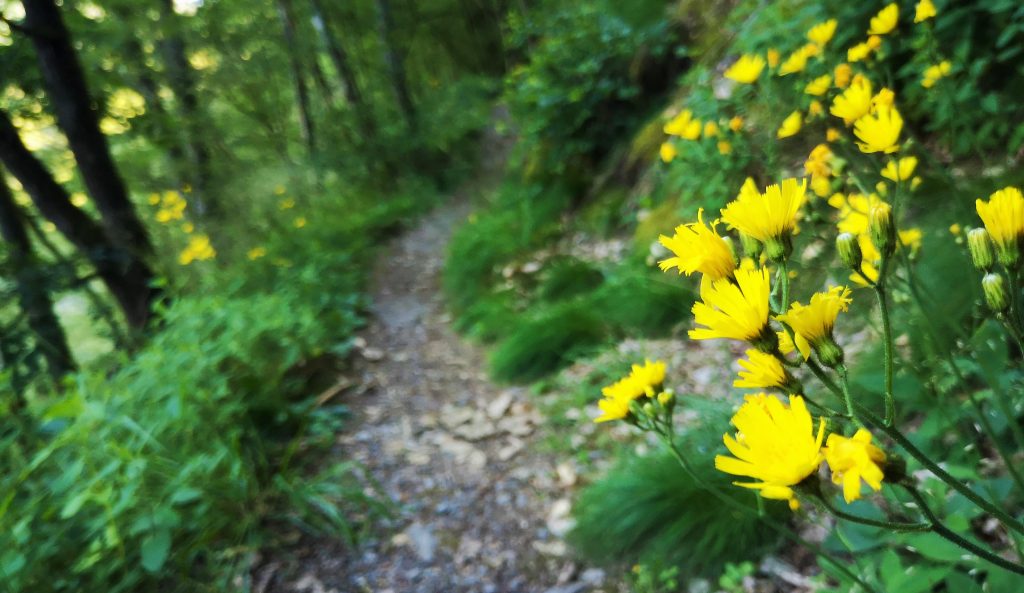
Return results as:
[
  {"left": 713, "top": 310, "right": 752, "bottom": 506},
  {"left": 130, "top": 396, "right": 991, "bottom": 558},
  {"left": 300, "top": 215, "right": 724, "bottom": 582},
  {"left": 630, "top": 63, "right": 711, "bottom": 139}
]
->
[
  {"left": 983, "top": 273, "right": 1009, "bottom": 313},
  {"left": 836, "top": 233, "right": 863, "bottom": 271},
  {"left": 815, "top": 336, "right": 845, "bottom": 368},
  {"left": 657, "top": 391, "right": 674, "bottom": 407},
  {"left": 764, "top": 235, "right": 793, "bottom": 263},
  {"left": 740, "top": 232, "right": 763, "bottom": 260},
  {"left": 869, "top": 202, "right": 896, "bottom": 258},
  {"left": 967, "top": 228, "right": 994, "bottom": 271},
  {"left": 642, "top": 402, "right": 657, "bottom": 418}
]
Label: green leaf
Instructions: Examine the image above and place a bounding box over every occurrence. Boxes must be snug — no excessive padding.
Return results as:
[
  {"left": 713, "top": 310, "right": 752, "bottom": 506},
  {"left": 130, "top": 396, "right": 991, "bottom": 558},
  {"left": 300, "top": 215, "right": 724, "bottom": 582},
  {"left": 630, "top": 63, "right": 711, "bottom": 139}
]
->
[{"left": 140, "top": 529, "right": 171, "bottom": 573}]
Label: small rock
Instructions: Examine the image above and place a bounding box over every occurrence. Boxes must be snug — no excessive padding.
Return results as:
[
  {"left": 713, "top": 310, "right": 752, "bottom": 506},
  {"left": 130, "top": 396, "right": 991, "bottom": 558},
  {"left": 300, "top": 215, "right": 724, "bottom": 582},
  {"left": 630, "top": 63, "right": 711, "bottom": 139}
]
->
[
  {"left": 547, "top": 498, "right": 575, "bottom": 537},
  {"left": 580, "top": 568, "right": 605, "bottom": 585},
  {"left": 361, "top": 347, "right": 385, "bottom": 361},
  {"left": 542, "top": 583, "right": 587, "bottom": 593},
  {"left": 497, "top": 415, "right": 534, "bottom": 437},
  {"left": 521, "top": 261, "right": 542, "bottom": 274},
  {"left": 497, "top": 437, "right": 524, "bottom": 461},
  {"left": 352, "top": 336, "right": 367, "bottom": 349},
  {"left": 453, "top": 412, "right": 498, "bottom": 441},
  {"left": 440, "top": 404, "right": 475, "bottom": 429},
  {"left": 486, "top": 392, "right": 514, "bottom": 419},
  {"left": 556, "top": 462, "right": 577, "bottom": 487},
  {"left": 404, "top": 522, "right": 436, "bottom": 562},
  {"left": 532, "top": 540, "right": 567, "bottom": 557}
]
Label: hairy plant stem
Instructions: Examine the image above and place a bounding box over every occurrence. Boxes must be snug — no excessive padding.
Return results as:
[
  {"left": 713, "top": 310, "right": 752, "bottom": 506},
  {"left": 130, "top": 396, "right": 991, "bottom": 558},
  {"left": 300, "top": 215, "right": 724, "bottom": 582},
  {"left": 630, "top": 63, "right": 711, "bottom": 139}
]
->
[
  {"left": 904, "top": 485, "right": 1024, "bottom": 576},
  {"left": 873, "top": 257, "right": 896, "bottom": 426},
  {"left": 656, "top": 426, "right": 879, "bottom": 593},
  {"left": 836, "top": 365, "right": 866, "bottom": 428},
  {"left": 814, "top": 493, "right": 929, "bottom": 532}
]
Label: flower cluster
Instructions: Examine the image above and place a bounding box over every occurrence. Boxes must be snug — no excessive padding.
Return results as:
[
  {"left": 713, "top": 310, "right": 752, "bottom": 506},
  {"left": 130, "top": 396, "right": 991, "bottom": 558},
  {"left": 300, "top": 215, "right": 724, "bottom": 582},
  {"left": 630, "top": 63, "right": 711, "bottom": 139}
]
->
[
  {"left": 594, "top": 360, "right": 667, "bottom": 423},
  {"left": 178, "top": 234, "right": 216, "bottom": 265}
]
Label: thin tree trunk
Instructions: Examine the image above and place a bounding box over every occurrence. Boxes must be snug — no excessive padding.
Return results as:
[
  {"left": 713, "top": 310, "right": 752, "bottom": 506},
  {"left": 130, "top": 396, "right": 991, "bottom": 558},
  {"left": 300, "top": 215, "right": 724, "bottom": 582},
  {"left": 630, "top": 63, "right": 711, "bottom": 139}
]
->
[
  {"left": 0, "top": 110, "right": 158, "bottom": 330},
  {"left": 157, "top": 0, "right": 217, "bottom": 217},
  {"left": 0, "top": 168, "right": 76, "bottom": 381},
  {"left": 20, "top": 0, "right": 154, "bottom": 256},
  {"left": 277, "top": 0, "right": 316, "bottom": 156},
  {"left": 375, "top": 0, "right": 416, "bottom": 131},
  {"left": 308, "top": 0, "right": 376, "bottom": 136}
]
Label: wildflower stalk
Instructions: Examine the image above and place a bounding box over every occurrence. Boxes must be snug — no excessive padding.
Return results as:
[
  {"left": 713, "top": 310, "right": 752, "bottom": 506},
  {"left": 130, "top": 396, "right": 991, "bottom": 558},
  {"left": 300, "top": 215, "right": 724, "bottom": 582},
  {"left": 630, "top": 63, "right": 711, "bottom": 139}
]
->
[
  {"left": 836, "top": 364, "right": 866, "bottom": 428},
  {"left": 813, "top": 493, "right": 930, "bottom": 532},
  {"left": 873, "top": 254, "right": 897, "bottom": 426},
  {"left": 656, "top": 426, "right": 880, "bottom": 593},
  {"left": 903, "top": 485, "right": 1024, "bottom": 576}
]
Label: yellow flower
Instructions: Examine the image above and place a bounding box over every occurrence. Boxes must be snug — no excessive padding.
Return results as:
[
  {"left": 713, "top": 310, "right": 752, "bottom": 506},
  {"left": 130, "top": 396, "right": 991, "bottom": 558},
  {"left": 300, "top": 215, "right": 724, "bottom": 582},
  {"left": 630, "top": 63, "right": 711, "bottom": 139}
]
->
[
  {"left": 658, "top": 209, "right": 737, "bottom": 281},
  {"left": 867, "top": 35, "right": 883, "bottom": 50},
  {"left": 854, "top": 105, "right": 903, "bottom": 153},
  {"left": 807, "top": 19, "right": 837, "bottom": 47},
  {"left": 872, "top": 88, "right": 895, "bottom": 109},
  {"left": 247, "top": 246, "right": 267, "bottom": 260},
  {"left": 826, "top": 128, "right": 841, "bottom": 142},
  {"left": 704, "top": 122, "right": 720, "bottom": 138},
  {"left": 949, "top": 223, "right": 962, "bottom": 236},
  {"left": 811, "top": 176, "right": 832, "bottom": 198},
  {"left": 805, "top": 144, "right": 833, "bottom": 179},
  {"left": 664, "top": 109, "right": 702, "bottom": 139},
  {"left": 868, "top": 3, "right": 899, "bottom": 35},
  {"left": 976, "top": 187, "right": 1024, "bottom": 265},
  {"left": 824, "top": 429, "right": 886, "bottom": 503},
  {"left": 777, "top": 111, "right": 803, "bottom": 139},
  {"left": 729, "top": 116, "right": 744, "bottom": 132},
  {"left": 834, "top": 64, "right": 853, "bottom": 88},
  {"left": 735, "top": 350, "right": 788, "bottom": 389},
  {"left": 724, "top": 54, "right": 766, "bottom": 84},
  {"left": 721, "top": 178, "right": 807, "bottom": 244},
  {"left": 294, "top": 216, "right": 307, "bottom": 228},
  {"left": 881, "top": 156, "right": 918, "bottom": 181},
  {"left": 779, "top": 44, "right": 817, "bottom": 76},
  {"left": 181, "top": 222, "right": 194, "bottom": 234},
  {"left": 594, "top": 360, "right": 667, "bottom": 423},
  {"left": 831, "top": 76, "right": 873, "bottom": 124},
  {"left": 776, "top": 286, "right": 852, "bottom": 362},
  {"left": 718, "top": 140, "right": 733, "bottom": 155},
  {"left": 690, "top": 267, "right": 772, "bottom": 343},
  {"left": 178, "top": 234, "right": 216, "bottom": 265},
  {"left": 921, "top": 61, "right": 951, "bottom": 88},
  {"left": 279, "top": 198, "right": 296, "bottom": 210},
  {"left": 847, "top": 41, "right": 873, "bottom": 63},
  {"left": 808, "top": 100, "right": 824, "bottom": 117},
  {"left": 766, "top": 48, "right": 780, "bottom": 69},
  {"left": 715, "top": 394, "right": 826, "bottom": 510},
  {"left": 148, "top": 192, "right": 161, "bottom": 206},
  {"left": 274, "top": 185, "right": 286, "bottom": 195},
  {"left": 914, "top": 0, "right": 936, "bottom": 23},
  {"left": 805, "top": 75, "right": 832, "bottom": 96},
  {"left": 660, "top": 142, "right": 678, "bottom": 163}
]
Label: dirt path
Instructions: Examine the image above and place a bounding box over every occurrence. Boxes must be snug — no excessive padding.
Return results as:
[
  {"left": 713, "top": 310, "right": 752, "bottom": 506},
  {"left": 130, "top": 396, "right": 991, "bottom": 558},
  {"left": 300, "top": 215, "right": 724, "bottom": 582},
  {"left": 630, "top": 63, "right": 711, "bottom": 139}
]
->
[{"left": 264, "top": 183, "right": 608, "bottom": 592}]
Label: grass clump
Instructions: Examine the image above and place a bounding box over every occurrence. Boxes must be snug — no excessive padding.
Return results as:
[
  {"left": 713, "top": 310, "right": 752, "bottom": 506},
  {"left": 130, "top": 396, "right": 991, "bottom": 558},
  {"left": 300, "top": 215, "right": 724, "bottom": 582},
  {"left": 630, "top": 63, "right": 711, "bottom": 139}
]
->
[
  {"left": 536, "top": 258, "right": 606, "bottom": 302},
  {"left": 593, "top": 268, "right": 695, "bottom": 337}
]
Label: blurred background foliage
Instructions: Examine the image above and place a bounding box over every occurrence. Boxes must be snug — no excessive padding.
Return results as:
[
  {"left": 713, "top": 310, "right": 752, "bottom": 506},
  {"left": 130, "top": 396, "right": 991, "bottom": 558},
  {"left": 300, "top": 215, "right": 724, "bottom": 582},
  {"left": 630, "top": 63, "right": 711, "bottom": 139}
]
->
[{"left": 4, "top": 0, "right": 1024, "bottom": 590}]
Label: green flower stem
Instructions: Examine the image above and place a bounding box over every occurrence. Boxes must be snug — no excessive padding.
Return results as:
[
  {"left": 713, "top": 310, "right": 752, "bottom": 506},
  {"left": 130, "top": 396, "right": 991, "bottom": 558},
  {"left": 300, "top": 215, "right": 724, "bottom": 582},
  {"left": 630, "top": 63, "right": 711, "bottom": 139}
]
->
[
  {"left": 658, "top": 431, "right": 880, "bottom": 593},
  {"left": 815, "top": 493, "right": 930, "bottom": 532},
  {"left": 904, "top": 485, "right": 1024, "bottom": 576},
  {"left": 836, "top": 364, "right": 866, "bottom": 428},
  {"left": 872, "top": 264, "right": 896, "bottom": 427},
  {"left": 856, "top": 404, "right": 1024, "bottom": 537}
]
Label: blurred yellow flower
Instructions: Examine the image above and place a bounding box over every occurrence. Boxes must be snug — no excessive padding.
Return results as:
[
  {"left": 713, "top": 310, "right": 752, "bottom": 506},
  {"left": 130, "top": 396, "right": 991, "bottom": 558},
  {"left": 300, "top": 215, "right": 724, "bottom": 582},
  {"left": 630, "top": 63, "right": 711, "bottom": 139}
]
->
[
  {"left": 690, "top": 267, "right": 771, "bottom": 342},
  {"left": 294, "top": 216, "right": 307, "bottom": 228},
  {"left": 274, "top": 185, "right": 287, "bottom": 195},
  {"left": 777, "top": 111, "right": 802, "bottom": 139},
  {"left": 247, "top": 246, "right": 267, "bottom": 260},
  {"left": 70, "top": 192, "right": 88, "bottom": 208},
  {"left": 735, "top": 350, "right": 788, "bottom": 389},
  {"left": 831, "top": 76, "right": 873, "bottom": 124},
  {"left": 703, "top": 121, "right": 719, "bottom": 137},
  {"left": 181, "top": 222, "right": 194, "bottom": 233},
  {"left": 867, "top": 35, "right": 883, "bottom": 50},
  {"left": 279, "top": 198, "right": 296, "bottom": 210},
  {"left": 805, "top": 75, "right": 832, "bottom": 96},
  {"left": 179, "top": 234, "right": 216, "bottom": 265},
  {"left": 854, "top": 105, "right": 903, "bottom": 153},
  {"left": 729, "top": 116, "right": 744, "bottom": 132},
  {"left": 949, "top": 223, "right": 962, "bottom": 236},
  {"left": 722, "top": 178, "right": 806, "bottom": 244},
  {"left": 847, "top": 41, "right": 873, "bottom": 62},
  {"left": 715, "top": 394, "right": 825, "bottom": 510},
  {"left": 872, "top": 88, "right": 895, "bottom": 108},
  {"left": 914, "top": 0, "right": 936, "bottom": 23},
  {"left": 659, "top": 142, "right": 678, "bottom": 163},
  {"left": 881, "top": 156, "right": 918, "bottom": 181},
  {"left": 779, "top": 44, "right": 817, "bottom": 76},
  {"left": 826, "top": 128, "right": 841, "bottom": 142},
  {"left": 664, "top": 109, "right": 702, "bottom": 139},
  {"left": 148, "top": 192, "right": 161, "bottom": 206},
  {"left": 724, "top": 54, "right": 766, "bottom": 84},
  {"left": 833, "top": 64, "right": 853, "bottom": 88},
  {"left": 807, "top": 19, "right": 837, "bottom": 47},
  {"left": 777, "top": 286, "right": 852, "bottom": 361},
  {"left": 976, "top": 187, "right": 1024, "bottom": 265},
  {"left": 805, "top": 144, "right": 833, "bottom": 179},
  {"left": 658, "top": 209, "right": 737, "bottom": 281},
  {"left": 921, "top": 61, "right": 951, "bottom": 88},
  {"left": 808, "top": 100, "right": 824, "bottom": 117},
  {"left": 766, "top": 48, "right": 780, "bottom": 69},
  {"left": 868, "top": 3, "right": 899, "bottom": 35},
  {"left": 811, "top": 176, "right": 832, "bottom": 198},
  {"left": 718, "top": 140, "right": 733, "bottom": 155},
  {"left": 824, "top": 429, "right": 886, "bottom": 503}
]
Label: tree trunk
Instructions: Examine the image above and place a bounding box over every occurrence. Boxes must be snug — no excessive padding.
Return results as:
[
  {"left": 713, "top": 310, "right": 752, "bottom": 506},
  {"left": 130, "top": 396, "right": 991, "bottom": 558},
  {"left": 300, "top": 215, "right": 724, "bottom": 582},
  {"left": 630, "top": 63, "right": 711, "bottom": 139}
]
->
[
  {"left": 157, "top": 0, "right": 217, "bottom": 217},
  {"left": 277, "top": 0, "right": 317, "bottom": 156},
  {"left": 0, "top": 168, "right": 76, "bottom": 381},
  {"left": 21, "top": 0, "right": 153, "bottom": 257},
  {"left": 0, "top": 110, "right": 158, "bottom": 330},
  {"left": 375, "top": 0, "right": 416, "bottom": 131},
  {"left": 308, "top": 0, "right": 376, "bottom": 136}
]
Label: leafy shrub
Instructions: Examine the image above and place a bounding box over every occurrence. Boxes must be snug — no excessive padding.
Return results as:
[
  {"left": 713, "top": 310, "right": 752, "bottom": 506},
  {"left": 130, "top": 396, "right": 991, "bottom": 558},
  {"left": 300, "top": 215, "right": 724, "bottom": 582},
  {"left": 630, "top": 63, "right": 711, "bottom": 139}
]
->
[{"left": 490, "top": 300, "right": 608, "bottom": 383}]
